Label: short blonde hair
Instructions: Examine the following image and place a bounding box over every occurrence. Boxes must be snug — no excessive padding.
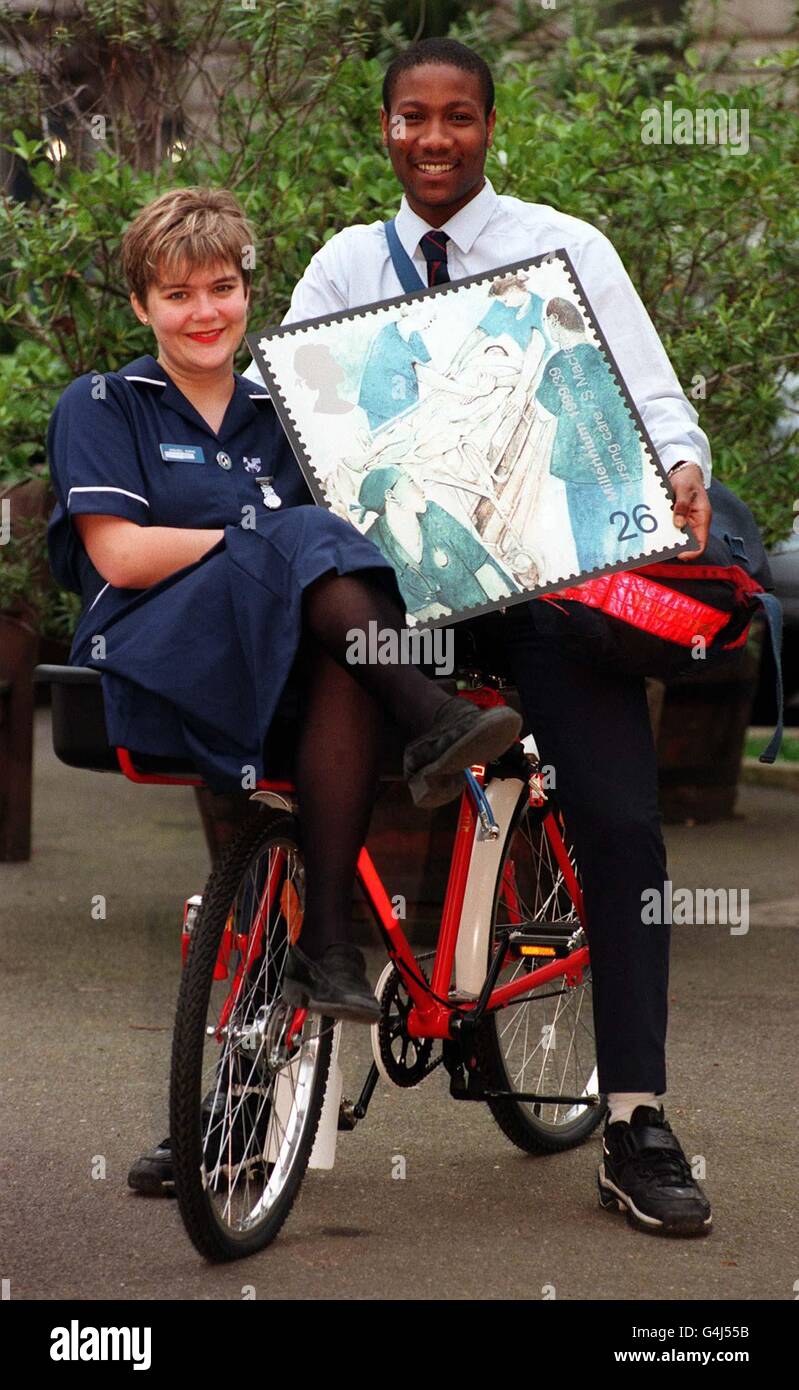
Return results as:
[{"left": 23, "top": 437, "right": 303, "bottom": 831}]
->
[{"left": 121, "top": 187, "right": 255, "bottom": 306}]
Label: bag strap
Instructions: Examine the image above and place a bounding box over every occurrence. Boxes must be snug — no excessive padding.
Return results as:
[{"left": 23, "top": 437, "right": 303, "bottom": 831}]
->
[
  {"left": 384, "top": 219, "right": 426, "bottom": 294},
  {"left": 638, "top": 562, "right": 763, "bottom": 604},
  {"left": 752, "top": 591, "right": 784, "bottom": 764}
]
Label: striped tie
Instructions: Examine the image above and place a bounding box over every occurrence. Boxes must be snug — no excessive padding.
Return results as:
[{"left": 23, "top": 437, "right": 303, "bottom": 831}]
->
[{"left": 419, "top": 230, "right": 450, "bottom": 287}]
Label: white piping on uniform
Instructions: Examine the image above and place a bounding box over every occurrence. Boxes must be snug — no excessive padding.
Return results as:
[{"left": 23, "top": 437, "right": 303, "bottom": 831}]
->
[
  {"left": 122, "top": 376, "right": 166, "bottom": 386},
  {"left": 68, "top": 486, "right": 150, "bottom": 508},
  {"left": 87, "top": 582, "right": 110, "bottom": 612},
  {"left": 248, "top": 393, "right": 269, "bottom": 399}
]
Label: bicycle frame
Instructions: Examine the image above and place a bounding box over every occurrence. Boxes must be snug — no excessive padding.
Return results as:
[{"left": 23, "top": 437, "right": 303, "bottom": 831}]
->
[
  {"left": 113, "top": 735, "right": 588, "bottom": 1048},
  {"left": 355, "top": 767, "right": 588, "bottom": 1042}
]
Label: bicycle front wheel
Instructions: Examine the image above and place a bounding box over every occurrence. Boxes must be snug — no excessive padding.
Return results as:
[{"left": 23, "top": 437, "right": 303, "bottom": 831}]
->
[
  {"left": 170, "top": 809, "right": 333, "bottom": 1262},
  {"left": 476, "top": 791, "right": 606, "bottom": 1152}
]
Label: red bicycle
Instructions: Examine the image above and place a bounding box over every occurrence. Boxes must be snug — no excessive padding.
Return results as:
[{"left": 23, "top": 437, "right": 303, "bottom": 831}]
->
[{"left": 39, "top": 664, "right": 604, "bottom": 1263}]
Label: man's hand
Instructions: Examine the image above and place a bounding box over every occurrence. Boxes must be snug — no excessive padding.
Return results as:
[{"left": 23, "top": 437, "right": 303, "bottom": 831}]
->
[{"left": 670, "top": 463, "right": 711, "bottom": 560}]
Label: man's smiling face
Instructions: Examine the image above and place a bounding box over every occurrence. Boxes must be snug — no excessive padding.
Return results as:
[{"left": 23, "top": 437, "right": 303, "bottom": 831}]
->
[{"left": 380, "top": 63, "right": 496, "bottom": 227}]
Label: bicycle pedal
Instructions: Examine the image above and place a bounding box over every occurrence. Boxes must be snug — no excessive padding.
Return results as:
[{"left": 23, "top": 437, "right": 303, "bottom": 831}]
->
[
  {"left": 507, "top": 926, "right": 575, "bottom": 959},
  {"left": 337, "top": 1099, "right": 359, "bottom": 1131},
  {"left": 447, "top": 1059, "right": 485, "bottom": 1101}
]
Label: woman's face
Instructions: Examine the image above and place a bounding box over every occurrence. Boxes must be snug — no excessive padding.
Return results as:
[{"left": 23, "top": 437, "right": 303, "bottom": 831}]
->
[
  {"left": 390, "top": 473, "right": 427, "bottom": 513},
  {"left": 500, "top": 283, "right": 527, "bottom": 307},
  {"left": 132, "top": 258, "right": 249, "bottom": 377}
]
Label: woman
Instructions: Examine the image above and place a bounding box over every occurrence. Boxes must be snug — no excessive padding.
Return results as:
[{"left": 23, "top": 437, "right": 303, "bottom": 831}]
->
[{"left": 47, "top": 187, "right": 521, "bottom": 1028}]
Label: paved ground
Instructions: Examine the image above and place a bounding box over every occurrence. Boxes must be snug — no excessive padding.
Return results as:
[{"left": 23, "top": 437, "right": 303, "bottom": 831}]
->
[{"left": 1, "top": 711, "right": 797, "bottom": 1301}]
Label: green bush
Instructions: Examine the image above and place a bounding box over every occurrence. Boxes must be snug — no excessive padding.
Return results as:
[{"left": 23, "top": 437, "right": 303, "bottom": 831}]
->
[
  {"left": 1, "top": 3, "right": 797, "bottom": 637},
  {"left": 0, "top": 341, "right": 72, "bottom": 484}
]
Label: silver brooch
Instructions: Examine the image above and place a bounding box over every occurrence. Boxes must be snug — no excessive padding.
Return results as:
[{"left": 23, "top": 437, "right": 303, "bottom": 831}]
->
[{"left": 257, "top": 477, "right": 282, "bottom": 509}]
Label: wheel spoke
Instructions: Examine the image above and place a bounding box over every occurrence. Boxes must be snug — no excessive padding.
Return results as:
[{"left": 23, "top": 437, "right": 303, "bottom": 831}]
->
[
  {"left": 172, "top": 819, "right": 332, "bottom": 1256},
  {"left": 486, "top": 800, "right": 604, "bottom": 1139}
]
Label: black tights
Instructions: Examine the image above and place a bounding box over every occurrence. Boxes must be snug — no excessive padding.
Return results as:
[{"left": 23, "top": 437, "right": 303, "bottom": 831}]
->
[{"left": 293, "top": 570, "right": 449, "bottom": 959}]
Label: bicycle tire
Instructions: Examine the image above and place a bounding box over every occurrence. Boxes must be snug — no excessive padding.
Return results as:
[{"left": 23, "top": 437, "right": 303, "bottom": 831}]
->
[
  {"left": 476, "top": 790, "right": 606, "bottom": 1153},
  {"left": 170, "top": 808, "right": 333, "bottom": 1261}
]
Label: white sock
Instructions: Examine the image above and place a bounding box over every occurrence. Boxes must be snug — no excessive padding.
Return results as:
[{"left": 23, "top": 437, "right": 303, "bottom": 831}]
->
[{"left": 607, "top": 1091, "right": 663, "bottom": 1125}]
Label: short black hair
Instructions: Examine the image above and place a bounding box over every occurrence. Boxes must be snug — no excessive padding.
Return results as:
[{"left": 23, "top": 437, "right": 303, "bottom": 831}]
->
[{"left": 382, "top": 38, "right": 495, "bottom": 119}]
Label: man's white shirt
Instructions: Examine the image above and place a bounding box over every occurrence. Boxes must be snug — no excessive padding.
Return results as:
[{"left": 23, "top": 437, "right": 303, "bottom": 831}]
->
[{"left": 245, "top": 176, "right": 711, "bottom": 485}]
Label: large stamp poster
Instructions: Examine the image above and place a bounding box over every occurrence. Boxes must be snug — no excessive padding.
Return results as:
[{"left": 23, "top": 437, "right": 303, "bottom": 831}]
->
[{"left": 247, "top": 249, "right": 689, "bottom": 626}]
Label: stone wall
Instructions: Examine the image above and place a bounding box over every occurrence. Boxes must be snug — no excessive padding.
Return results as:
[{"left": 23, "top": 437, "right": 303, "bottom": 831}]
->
[{"left": 490, "top": 0, "right": 798, "bottom": 72}]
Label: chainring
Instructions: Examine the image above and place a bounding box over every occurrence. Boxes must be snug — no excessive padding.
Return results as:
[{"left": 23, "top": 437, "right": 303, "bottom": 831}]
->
[{"left": 377, "top": 952, "right": 442, "bottom": 1087}]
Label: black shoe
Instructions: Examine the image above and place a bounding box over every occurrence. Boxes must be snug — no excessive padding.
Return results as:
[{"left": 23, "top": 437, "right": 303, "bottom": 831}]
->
[
  {"left": 128, "top": 1139, "right": 174, "bottom": 1196},
  {"left": 127, "top": 1063, "right": 272, "bottom": 1196},
  {"left": 403, "top": 698, "right": 522, "bottom": 809},
  {"left": 283, "top": 943, "right": 380, "bottom": 1024},
  {"left": 598, "top": 1104, "right": 712, "bottom": 1236},
  {"left": 200, "top": 1063, "right": 273, "bottom": 1180}
]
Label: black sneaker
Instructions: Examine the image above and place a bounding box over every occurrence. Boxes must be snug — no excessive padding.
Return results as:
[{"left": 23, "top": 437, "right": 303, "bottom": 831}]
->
[
  {"left": 282, "top": 942, "right": 380, "bottom": 1024},
  {"left": 403, "top": 698, "right": 522, "bottom": 809},
  {"left": 128, "top": 1139, "right": 174, "bottom": 1196},
  {"left": 597, "top": 1104, "right": 712, "bottom": 1237}
]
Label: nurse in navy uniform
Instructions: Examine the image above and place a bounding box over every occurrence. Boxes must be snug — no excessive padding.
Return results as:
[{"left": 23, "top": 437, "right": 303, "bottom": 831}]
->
[{"left": 46, "top": 187, "right": 521, "bottom": 1033}]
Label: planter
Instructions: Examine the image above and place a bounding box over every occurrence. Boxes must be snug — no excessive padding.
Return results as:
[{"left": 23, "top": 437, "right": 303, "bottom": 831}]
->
[
  {"left": 0, "top": 613, "right": 39, "bottom": 860},
  {"left": 0, "top": 477, "right": 50, "bottom": 860},
  {"left": 655, "top": 621, "right": 765, "bottom": 823}
]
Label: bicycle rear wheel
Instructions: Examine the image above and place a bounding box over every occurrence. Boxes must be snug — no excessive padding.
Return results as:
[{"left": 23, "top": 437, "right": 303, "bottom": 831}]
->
[
  {"left": 170, "top": 809, "right": 333, "bottom": 1261},
  {"left": 476, "top": 791, "right": 606, "bottom": 1152}
]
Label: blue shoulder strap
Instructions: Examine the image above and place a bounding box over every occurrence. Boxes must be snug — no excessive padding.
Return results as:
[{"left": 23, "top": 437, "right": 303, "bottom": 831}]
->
[{"left": 384, "top": 219, "right": 426, "bottom": 294}]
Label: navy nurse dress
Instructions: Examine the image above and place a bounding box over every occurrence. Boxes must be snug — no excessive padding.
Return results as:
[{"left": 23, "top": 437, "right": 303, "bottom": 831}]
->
[{"left": 46, "top": 354, "right": 400, "bottom": 791}]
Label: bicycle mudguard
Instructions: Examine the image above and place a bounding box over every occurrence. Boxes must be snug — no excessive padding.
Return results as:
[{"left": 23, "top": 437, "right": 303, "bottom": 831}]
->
[
  {"left": 455, "top": 773, "right": 527, "bottom": 996},
  {"left": 264, "top": 1015, "right": 343, "bottom": 1171},
  {"left": 307, "top": 1022, "right": 344, "bottom": 1170},
  {"left": 259, "top": 1021, "right": 343, "bottom": 1173}
]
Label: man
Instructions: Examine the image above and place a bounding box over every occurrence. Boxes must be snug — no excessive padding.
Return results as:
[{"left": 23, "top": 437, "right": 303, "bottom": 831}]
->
[{"left": 133, "top": 38, "right": 714, "bottom": 1237}]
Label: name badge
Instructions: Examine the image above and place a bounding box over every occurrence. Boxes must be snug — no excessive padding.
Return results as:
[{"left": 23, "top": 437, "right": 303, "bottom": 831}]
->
[{"left": 160, "top": 443, "right": 205, "bottom": 463}]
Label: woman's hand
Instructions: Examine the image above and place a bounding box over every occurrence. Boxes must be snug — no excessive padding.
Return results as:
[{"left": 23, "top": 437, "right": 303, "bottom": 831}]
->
[
  {"left": 74, "top": 514, "right": 225, "bottom": 588},
  {"left": 670, "top": 463, "right": 712, "bottom": 560}
]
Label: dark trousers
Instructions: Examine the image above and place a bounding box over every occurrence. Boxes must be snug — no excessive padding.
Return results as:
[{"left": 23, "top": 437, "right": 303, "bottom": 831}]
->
[{"left": 498, "top": 600, "right": 671, "bottom": 1095}]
